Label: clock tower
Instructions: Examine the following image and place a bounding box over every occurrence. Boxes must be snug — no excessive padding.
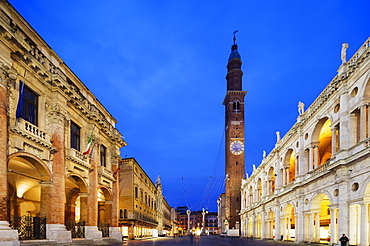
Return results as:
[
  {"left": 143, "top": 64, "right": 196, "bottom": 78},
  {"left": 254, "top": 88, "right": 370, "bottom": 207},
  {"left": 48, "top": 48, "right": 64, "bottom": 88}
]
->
[{"left": 222, "top": 32, "right": 246, "bottom": 230}]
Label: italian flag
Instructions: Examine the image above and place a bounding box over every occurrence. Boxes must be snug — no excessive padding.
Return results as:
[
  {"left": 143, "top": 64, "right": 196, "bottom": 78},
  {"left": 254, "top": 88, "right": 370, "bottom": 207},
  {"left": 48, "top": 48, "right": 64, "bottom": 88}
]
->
[{"left": 83, "top": 129, "right": 94, "bottom": 155}]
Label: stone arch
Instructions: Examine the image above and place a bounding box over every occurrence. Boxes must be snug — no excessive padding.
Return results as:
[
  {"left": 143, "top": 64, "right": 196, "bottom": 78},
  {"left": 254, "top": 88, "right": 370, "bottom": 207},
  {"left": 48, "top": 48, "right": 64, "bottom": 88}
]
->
[
  {"left": 311, "top": 117, "right": 332, "bottom": 166},
  {"left": 267, "top": 209, "right": 275, "bottom": 239},
  {"left": 282, "top": 203, "right": 295, "bottom": 241},
  {"left": 267, "top": 166, "right": 275, "bottom": 195},
  {"left": 65, "top": 173, "right": 89, "bottom": 227},
  {"left": 248, "top": 216, "right": 253, "bottom": 237},
  {"left": 362, "top": 73, "right": 370, "bottom": 102},
  {"left": 283, "top": 149, "right": 295, "bottom": 184},
  {"left": 248, "top": 185, "right": 253, "bottom": 206},
  {"left": 98, "top": 185, "right": 113, "bottom": 226},
  {"left": 310, "top": 193, "right": 331, "bottom": 243},
  {"left": 257, "top": 178, "right": 262, "bottom": 201},
  {"left": 256, "top": 213, "right": 262, "bottom": 239},
  {"left": 7, "top": 152, "right": 52, "bottom": 219}
]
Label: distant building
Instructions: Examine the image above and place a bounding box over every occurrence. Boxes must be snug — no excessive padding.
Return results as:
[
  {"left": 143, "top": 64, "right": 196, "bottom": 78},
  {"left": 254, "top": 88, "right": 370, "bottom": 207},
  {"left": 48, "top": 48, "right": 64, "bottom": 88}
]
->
[
  {"left": 205, "top": 212, "right": 218, "bottom": 234},
  {"left": 0, "top": 1, "right": 127, "bottom": 244},
  {"left": 176, "top": 208, "right": 218, "bottom": 235},
  {"left": 118, "top": 158, "right": 172, "bottom": 239},
  {"left": 240, "top": 38, "right": 370, "bottom": 245}
]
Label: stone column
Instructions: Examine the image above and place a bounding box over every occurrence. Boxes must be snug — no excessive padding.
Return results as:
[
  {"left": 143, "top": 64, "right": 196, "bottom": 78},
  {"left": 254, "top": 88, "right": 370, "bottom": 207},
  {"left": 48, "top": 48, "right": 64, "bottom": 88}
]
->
[
  {"left": 261, "top": 211, "right": 266, "bottom": 239},
  {"left": 39, "top": 181, "right": 52, "bottom": 219},
  {"left": 349, "top": 113, "right": 358, "bottom": 146},
  {"left": 330, "top": 207, "right": 336, "bottom": 245},
  {"left": 274, "top": 206, "right": 280, "bottom": 241},
  {"left": 0, "top": 65, "right": 19, "bottom": 245},
  {"left": 337, "top": 182, "right": 349, "bottom": 240},
  {"left": 295, "top": 156, "right": 299, "bottom": 179},
  {"left": 360, "top": 105, "right": 367, "bottom": 141},
  {"left": 282, "top": 168, "right": 286, "bottom": 186},
  {"left": 286, "top": 168, "right": 290, "bottom": 184},
  {"left": 313, "top": 145, "right": 319, "bottom": 169},
  {"left": 304, "top": 213, "right": 309, "bottom": 242},
  {"left": 308, "top": 212, "right": 314, "bottom": 243},
  {"left": 85, "top": 131, "right": 102, "bottom": 241},
  {"left": 296, "top": 209, "right": 304, "bottom": 243},
  {"left": 308, "top": 147, "right": 313, "bottom": 171},
  {"left": 315, "top": 212, "right": 320, "bottom": 243},
  {"left": 110, "top": 163, "right": 122, "bottom": 241},
  {"left": 331, "top": 126, "right": 337, "bottom": 155},
  {"left": 47, "top": 108, "right": 71, "bottom": 243},
  {"left": 251, "top": 214, "right": 256, "bottom": 238}
]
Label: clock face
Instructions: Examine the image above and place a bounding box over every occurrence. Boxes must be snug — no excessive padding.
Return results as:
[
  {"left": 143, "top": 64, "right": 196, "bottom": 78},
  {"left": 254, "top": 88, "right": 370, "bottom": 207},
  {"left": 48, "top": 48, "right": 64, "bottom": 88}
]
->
[{"left": 230, "top": 140, "right": 244, "bottom": 155}]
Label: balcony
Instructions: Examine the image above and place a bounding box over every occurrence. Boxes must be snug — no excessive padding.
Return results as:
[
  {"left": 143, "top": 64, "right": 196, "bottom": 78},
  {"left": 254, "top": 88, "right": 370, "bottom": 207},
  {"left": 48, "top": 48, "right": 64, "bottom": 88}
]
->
[
  {"left": 10, "top": 118, "right": 53, "bottom": 149},
  {"left": 66, "top": 148, "right": 91, "bottom": 173}
]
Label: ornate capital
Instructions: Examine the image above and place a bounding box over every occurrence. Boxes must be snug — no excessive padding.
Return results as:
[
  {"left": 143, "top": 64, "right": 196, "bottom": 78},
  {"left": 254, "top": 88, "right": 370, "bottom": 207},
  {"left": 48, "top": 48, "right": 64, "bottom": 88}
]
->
[
  {"left": 46, "top": 103, "right": 67, "bottom": 126},
  {"left": 0, "top": 62, "right": 17, "bottom": 89}
]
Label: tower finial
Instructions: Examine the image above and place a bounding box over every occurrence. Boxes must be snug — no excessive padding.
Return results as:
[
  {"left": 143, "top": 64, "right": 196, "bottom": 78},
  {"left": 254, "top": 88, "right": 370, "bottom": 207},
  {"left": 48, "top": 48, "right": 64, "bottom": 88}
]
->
[{"left": 233, "top": 30, "right": 238, "bottom": 45}]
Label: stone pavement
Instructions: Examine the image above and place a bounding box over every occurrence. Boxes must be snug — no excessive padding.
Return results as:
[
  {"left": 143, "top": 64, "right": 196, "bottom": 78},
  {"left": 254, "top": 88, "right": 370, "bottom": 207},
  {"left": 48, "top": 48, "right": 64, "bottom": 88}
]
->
[{"left": 19, "top": 236, "right": 329, "bottom": 246}]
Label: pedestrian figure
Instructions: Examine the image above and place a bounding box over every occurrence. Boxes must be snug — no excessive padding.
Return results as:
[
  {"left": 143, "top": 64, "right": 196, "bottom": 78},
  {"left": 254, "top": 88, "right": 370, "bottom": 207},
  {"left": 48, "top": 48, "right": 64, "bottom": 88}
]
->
[
  {"left": 189, "top": 232, "right": 194, "bottom": 244},
  {"left": 339, "top": 234, "right": 349, "bottom": 246}
]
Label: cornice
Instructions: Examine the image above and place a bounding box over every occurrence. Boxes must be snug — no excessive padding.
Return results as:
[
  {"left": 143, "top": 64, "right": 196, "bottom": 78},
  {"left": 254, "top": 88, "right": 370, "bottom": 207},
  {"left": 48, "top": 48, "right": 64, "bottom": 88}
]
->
[{"left": 223, "top": 90, "right": 247, "bottom": 105}]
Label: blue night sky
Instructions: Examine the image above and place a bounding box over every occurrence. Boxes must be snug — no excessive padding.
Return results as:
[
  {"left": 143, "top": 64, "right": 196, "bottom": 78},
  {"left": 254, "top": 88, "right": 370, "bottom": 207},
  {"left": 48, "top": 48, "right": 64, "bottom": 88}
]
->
[{"left": 8, "top": 0, "right": 370, "bottom": 212}]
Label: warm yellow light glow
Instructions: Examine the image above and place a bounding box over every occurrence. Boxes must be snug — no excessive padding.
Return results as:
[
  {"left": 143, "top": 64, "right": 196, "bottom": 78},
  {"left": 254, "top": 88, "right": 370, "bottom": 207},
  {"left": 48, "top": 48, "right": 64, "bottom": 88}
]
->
[
  {"left": 319, "top": 119, "right": 332, "bottom": 165},
  {"left": 16, "top": 183, "right": 29, "bottom": 198},
  {"left": 98, "top": 189, "right": 105, "bottom": 202}
]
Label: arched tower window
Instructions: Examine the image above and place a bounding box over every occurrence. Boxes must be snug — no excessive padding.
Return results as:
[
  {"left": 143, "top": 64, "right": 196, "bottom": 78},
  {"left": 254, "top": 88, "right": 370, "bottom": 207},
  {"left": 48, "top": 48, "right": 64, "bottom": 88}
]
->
[{"left": 233, "top": 100, "right": 240, "bottom": 113}]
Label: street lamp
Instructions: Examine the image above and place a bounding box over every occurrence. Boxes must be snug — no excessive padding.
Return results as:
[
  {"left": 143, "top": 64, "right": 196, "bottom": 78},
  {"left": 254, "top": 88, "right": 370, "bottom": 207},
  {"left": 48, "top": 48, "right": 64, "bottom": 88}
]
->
[
  {"left": 186, "top": 209, "right": 191, "bottom": 234},
  {"left": 201, "top": 208, "right": 208, "bottom": 235}
]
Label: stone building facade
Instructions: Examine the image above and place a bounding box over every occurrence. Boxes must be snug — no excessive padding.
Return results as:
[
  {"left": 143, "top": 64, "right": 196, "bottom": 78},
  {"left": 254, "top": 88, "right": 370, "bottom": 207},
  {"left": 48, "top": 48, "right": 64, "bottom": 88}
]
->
[
  {"left": 118, "top": 158, "right": 172, "bottom": 239},
  {"left": 240, "top": 38, "right": 370, "bottom": 246},
  {"left": 0, "top": 1, "right": 126, "bottom": 245},
  {"left": 176, "top": 209, "right": 218, "bottom": 235}
]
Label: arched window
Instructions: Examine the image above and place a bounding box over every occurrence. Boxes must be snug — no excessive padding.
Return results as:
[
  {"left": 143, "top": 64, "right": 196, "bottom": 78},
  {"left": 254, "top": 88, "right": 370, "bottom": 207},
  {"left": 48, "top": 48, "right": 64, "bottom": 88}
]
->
[
  {"left": 119, "top": 209, "right": 123, "bottom": 218},
  {"left": 233, "top": 100, "right": 240, "bottom": 113},
  {"left": 124, "top": 209, "right": 128, "bottom": 218}
]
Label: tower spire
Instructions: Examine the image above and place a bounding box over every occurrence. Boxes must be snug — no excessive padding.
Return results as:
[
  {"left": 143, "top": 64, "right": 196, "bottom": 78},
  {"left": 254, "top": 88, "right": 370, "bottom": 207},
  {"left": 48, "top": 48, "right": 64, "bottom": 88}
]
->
[
  {"left": 233, "top": 30, "right": 238, "bottom": 45},
  {"left": 229, "top": 30, "right": 240, "bottom": 61}
]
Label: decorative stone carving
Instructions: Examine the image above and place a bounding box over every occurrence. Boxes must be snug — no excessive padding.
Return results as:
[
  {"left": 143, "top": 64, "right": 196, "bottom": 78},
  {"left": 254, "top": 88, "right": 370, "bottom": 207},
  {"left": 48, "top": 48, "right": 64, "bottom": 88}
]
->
[{"left": 341, "top": 42, "right": 349, "bottom": 64}]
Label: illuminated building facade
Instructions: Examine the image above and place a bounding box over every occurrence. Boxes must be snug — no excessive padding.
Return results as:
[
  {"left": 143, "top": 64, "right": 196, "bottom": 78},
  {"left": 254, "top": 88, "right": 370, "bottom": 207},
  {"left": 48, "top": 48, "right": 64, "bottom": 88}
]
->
[
  {"left": 240, "top": 38, "right": 370, "bottom": 245},
  {"left": 118, "top": 158, "right": 172, "bottom": 239},
  {"left": 0, "top": 1, "right": 127, "bottom": 245},
  {"left": 176, "top": 209, "right": 218, "bottom": 235}
]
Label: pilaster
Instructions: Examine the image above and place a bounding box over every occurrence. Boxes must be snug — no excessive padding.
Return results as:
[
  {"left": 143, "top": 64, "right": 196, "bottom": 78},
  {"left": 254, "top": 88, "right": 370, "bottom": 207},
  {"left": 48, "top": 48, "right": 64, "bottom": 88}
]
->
[
  {"left": 0, "top": 63, "right": 19, "bottom": 245},
  {"left": 46, "top": 106, "right": 71, "bottom": 243}
]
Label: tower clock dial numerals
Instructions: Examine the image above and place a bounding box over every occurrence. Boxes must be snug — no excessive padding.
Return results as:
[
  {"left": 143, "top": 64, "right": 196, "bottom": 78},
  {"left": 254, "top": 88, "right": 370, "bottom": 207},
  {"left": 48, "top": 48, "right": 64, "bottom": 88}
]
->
[{"left": 230, "top": 140, "right": 244, "bottom": 155}]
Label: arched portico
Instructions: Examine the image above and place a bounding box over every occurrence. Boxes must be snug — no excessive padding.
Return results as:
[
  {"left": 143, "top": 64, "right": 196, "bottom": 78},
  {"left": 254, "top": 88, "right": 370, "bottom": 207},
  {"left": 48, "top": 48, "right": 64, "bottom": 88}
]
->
[
  {"left": 97, "top": 186, "right": 113, "bottom": 226},
  {"left": 282, "top": 204, "right": 295, "bottom": 241},
  {"left": 310, "top": 193, "right": 331, "bottom": 243},
  {"left": 311, "top": 118, "right": 332, "bottom": 168},
  {"left": 65, "top": 173, "right": 88, "bottom": 234},
  {"left": 267, "top": 210, "right": 275, "bottom": 239},
  {"left": 7, "top": 153, "right": 52, "bottom": 240}
]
